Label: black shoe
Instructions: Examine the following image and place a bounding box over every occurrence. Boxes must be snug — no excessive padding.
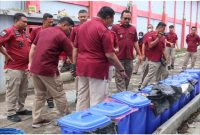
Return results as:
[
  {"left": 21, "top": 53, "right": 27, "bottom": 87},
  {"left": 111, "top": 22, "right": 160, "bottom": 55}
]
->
[
  {"left": 47, "top": 100, "right": 54, "bottom": 108},
  {"left": 7, "top": 114, "right": 21, "bottom": 122},
  {"left": 17, "top": 109, "right": 32, "bottom": 115},
  {"left": 171, "top": 65, "right": 174, "bottom": 69}
]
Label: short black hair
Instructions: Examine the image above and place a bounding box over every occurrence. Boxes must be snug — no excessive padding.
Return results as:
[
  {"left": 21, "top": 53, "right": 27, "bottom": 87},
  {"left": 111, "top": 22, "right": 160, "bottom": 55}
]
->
[
  {"left": 97, "top": 6, "right": 115, "bottom": 19},
  {"left": 156, "top": 22, "right": 166, "bottom": 29},
  {"left": 58, "top": 17, "right": 74, "bottom": 26},
  {"left": 13, "top": 13, "right": 26, "bottom": 22},
  {"left": 121, "top": 10, "right": 131, "bottom": 18},
  {"left": 169, "top": 25, "right": 174, "bottom": 28},
  {"left": 43, "top": 13, "right": 53, "bottom": 20},
  {"left": 191, "top": 26, "right": 197, "bottom": 29},
  {"left": 139, "top": 32, "right": 144, "bottom": 35},
  {"left": 78, "top": 9, "right": 88, "bottom": 14}
]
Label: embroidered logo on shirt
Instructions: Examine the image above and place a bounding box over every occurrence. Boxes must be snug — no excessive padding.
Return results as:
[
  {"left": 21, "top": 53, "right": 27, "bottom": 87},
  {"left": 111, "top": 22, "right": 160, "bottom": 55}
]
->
[{"left": 0, "top": 31, "right": 7, "bottom": 37}]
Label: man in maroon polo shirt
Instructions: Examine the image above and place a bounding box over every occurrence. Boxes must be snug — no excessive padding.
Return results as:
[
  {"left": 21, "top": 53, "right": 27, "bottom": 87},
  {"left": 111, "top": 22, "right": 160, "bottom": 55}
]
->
[
  {"left": 70, "top": 9, "right": 88, "bottom": 102},
  {"left": 140, "top": 22, "right": 167, "bottom": 88},
  {"left": 70, "top": 9, "right": 88, "bottom": 43},
  {"left": 138, "top": 24, "right": 154, "bottom": 88},
  {"left": 133, "top": 31, "right": 144, "bottom": 74},
  {"left": 165, "top": 25, "right": 179, "bottom": 70},
  {"left": 29, "top": 17, "right": 74, "bottom": 128},
  {"left": 182, "top": 26, "right": 200, "bottom": 70},
  {"left": 73, "top": 6, "right": 127, "bottom": 111},
  {"left": 0, "top": 13, "right": 32, "bottom": 122},
  {"left": 112, "top": 10, "right": 142, "bottom": 91},
  {"left": 30, "top": 13, "right": 55, "bottom": 108}
]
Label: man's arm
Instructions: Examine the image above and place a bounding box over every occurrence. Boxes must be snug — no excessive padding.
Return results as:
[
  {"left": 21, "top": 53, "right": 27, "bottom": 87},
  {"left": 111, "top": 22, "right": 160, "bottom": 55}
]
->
[
  {"left": 0, "top": 46, "right": 14, "bottom": 64},
  {"left": 72, "top": 47, "right": 78, "bottom": 64},
  {"left": 149, "top": 37, "right": 160, "bottom": 48},
  {"left": 105, "top": 52, "right": 127, "bottom": 78},
  {"left": 28, "top": 44, "right": 36, "bottom": 70}
]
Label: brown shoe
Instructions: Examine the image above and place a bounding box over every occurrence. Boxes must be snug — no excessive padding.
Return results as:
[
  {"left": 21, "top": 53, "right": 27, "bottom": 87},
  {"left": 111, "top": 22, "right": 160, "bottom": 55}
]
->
[{"left": 32, "top": 119, "right": 51, "bottom": 128}]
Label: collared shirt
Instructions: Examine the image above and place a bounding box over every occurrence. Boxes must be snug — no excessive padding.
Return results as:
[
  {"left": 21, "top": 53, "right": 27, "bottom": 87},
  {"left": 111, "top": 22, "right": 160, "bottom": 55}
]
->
[
  {"left": 186, "top": 33, "right": 200, "bottom": 52},
  {"left": 30, "top": 26, "right": 43, "bottom": 42},
  {"left": 112, "top": 24, "right": 138, "bottom": 60},
  {"left": 70, "top": 24, "right": 81, "bottom": 43},
  {"left": 0, "top": 25, "right": 31, "bottom": 70},
  {"left": 110, "top": 30, "right": 119, "bottom": 49},
  {"left": 30, "top": 26, "right": 72, "bottom": 76},
  {"left": 166, "top": 32, "right": 178, "bottom": 48},
  {"left": 147, "top": 31, "right": 166, "bottom": 62},
  {"left": 142, "top": 31, "right": 153, "bottom": 58},
  {"left": 74, "top": 17, "right": 114, "bottom": 80}
]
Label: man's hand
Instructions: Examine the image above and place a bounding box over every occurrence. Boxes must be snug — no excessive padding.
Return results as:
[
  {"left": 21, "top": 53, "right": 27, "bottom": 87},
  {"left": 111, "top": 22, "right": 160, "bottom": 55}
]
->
[
  {"left": 70, "top": 64, "right": 76, "bottom": 77},
  {"left": 119, "top": 70, "right": 128, "bottom": 79},
  {"left": 5, "top": 54, "right": 14, "bottom": 64},
  {"left": 170, "top": 43, "right": 175, "bottom": 48}
]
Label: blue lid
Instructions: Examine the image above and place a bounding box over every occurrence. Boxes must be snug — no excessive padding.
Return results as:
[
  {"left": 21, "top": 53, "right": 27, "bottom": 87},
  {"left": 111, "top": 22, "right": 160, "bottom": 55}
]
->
[
  {"left": 57, "top": 111, "right": 111, "bottom": 132},
  {"left": 111, "top": 91, "right": 150, "bottom": 108},
  {"left": 140, "top": 85, "right": 153, "bottom": 94},
  {"left": 180, "top": 72, "right": 199, "bottom": 79},
  {"left": 89, "top": 101, "right": 131, "bottom": 118},
  {"left": 0, "top": 128, "right": 25, "bottom": 134},
  {"left": 185, "top": 69, "right": 200, "bottom": 73}
]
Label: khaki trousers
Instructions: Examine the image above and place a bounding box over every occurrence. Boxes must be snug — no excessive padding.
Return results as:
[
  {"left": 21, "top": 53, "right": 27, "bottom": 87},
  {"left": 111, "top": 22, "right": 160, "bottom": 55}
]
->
[
  {"left": 182, "top": 52, "right": 197, "bottom": 70},
  {"left": 166, "top": 47, "right": 176, "bottom": 66},
  {"left": 32, "top": 74, "right": 69, "bottom": 123},
  {"left": 4, "top": 69, "right": 28, "bottom": 116},
  {"left": 141, "top": 61, "right": 161, "bottom": 88},
  {"left": 156, "top": 64, "right": 169, "bottom": 82},
  {"left": 138, "top": 59, "right": 149, "bottom": 86},
  {"left": 115, "top": 60, "right": 133, "bottom": 91},
  {"left": 76, "top": 76, "right": 109, "bottom": 112}
]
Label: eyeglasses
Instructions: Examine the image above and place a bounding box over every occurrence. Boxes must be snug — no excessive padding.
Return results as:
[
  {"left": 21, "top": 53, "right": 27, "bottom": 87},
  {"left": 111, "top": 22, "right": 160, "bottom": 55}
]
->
[{"left": 123, "top": 17, "right": 131, "bottom": 20}]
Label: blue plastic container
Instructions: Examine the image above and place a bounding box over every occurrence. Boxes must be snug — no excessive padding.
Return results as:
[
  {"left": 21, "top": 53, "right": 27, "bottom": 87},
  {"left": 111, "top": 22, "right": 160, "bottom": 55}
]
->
[
  {"left": 111, "top": 92, "right": 150, "bottom": 134},
  {"left": 184, "top": 70, "right": 200, "bottom": 95},
  {"left": 57, "top": 111, "right": 111, "bottom": 134},
  {"left": 161, "top": 109, "right": 170, "bottom": 124},
  {"left": 0, "top": 128, "right": 25, "bottom": 134},
  {"left": 177, "top": 73, "right": 199, "bottom": 100},
  {"left": 146, "top": 106, "right": 161, "bottom": 134},
  {"left": 89, "top": 101, "right": 132, "bottom": 134}
]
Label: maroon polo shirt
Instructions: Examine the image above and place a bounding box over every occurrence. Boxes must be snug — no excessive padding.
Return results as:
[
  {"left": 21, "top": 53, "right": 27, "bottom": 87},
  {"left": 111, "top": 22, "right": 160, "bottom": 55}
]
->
[
  {"left": 186, "top": 33, "right": 200, "bottom": 52},
  {"left": 30, "top": 26, "right": 42, "bottom": 42},
  {"left": 30, "top": 26, "right": 72, "bottom": 76},
  {"left": 110, "top": 30, "right": 119, "bottom": 49},
  {"left": 143, "top": 32, "right": 153, "bottom": 58},
  {"left": 147, "top": 31, "right": 165, "bottom": 62},
  {"left": 74, "top": 17, "right": 114, "bottom": 80},
  {"left": 166, "top": 32, "right": 178, "bottom": 48},
  {"left": 70, "top": 24, "right": 80, "bottom": 43},
  {"left": 112, "top": 24, "right": 138, "bottom": 60},
  {"left": 0, "top": 25, "right": 31, "bottom": 70}
]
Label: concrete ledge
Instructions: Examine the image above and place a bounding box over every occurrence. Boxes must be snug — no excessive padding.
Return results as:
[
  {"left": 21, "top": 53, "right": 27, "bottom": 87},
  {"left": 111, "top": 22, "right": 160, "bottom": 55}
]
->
[{"left": 154, "top": 94, "right": 200, "bottom": 134}]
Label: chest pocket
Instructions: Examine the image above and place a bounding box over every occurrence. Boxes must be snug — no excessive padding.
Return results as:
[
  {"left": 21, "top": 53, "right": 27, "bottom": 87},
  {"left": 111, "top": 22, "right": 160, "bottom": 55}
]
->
[
  {"left": 128, "top": 31, "right": 136, "bottom": 41},
  {"left": 117, "top": 30, "right": 125, "bottom": 40}
]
